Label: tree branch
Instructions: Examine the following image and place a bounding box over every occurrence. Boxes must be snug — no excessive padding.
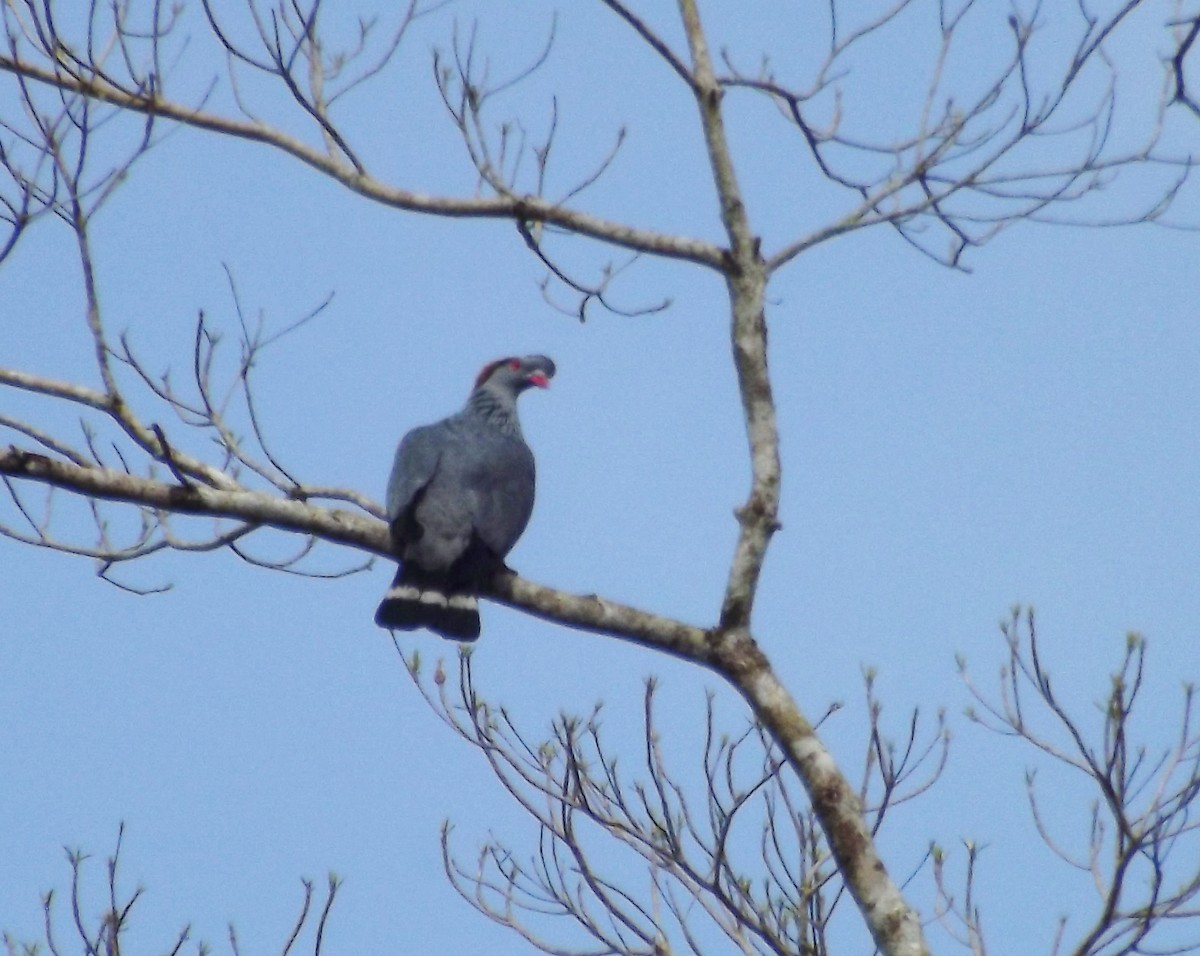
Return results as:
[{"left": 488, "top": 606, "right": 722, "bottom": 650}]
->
[
  {"left": 0, "top": 446, "right": 380, "bottom": 553},
  {"left": 5, "top": 5, "right": 1193, "bottom": 955},
  {"left": 2, "top": 432, "right": 927, "bottom": 954},
  {"left": 674, "top": 1, "right": 779, "bottom": 635},
  {"left": 0, "top": 52, "right": 726, "bottom": 269}
]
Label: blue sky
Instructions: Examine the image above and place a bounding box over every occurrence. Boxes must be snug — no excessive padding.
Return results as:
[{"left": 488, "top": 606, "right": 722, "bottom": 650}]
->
[{"left": 2, "top": 2, "right": 1198, "bottom": 954}]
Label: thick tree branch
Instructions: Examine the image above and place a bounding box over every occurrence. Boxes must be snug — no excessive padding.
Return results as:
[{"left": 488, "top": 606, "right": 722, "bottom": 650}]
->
[
  {"left": 4, "top": 5, "right": 1192, "bottom": 955},
  {"left": 647, "top": 5, "right": 928, "bottom": 955},
  {"left": 2, "top": 436, "right": 924, "bottom": 954},
  {"left": 0, "top": 53, "right": 726, "bottom": 270},
  {"left": 0, "top": 446, "right": 379, "bottom": 553},
  {"left": 674, "top": 1, "right": 779, "bottom": 636},
  {"left": 415, "top": 664, "right": 940, "bottom": 955},
  {"left": 0, "top": 442, "right": 717, "bottom": 658}
]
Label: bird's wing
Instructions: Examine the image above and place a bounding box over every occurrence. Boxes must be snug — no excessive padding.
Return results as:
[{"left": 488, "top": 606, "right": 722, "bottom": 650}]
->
[
  {"left": 385, "top": 423, "right": 444, "bottom": 523},
  {"left": 473, "top": 442, "right": 536, "bottom": 558}
]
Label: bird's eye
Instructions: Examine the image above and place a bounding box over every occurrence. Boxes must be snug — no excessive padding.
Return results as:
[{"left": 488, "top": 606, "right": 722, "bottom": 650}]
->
[{"left": 509, "top": 359, "right": 521, "bottom": 370}]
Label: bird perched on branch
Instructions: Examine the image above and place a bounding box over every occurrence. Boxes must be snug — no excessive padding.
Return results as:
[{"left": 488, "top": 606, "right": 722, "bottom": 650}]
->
[{"left": 374, "top": 355, "right": 556, "bottom": 640}]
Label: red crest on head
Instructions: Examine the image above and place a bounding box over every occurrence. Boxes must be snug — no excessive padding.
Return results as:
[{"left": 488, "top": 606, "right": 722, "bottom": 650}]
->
[{"left": 475, "top": 357, "right": 518, "bottom": 388}]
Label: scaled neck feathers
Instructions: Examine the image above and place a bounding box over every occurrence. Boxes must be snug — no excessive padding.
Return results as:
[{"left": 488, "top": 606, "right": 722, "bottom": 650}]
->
[{"left": 465, "top": 383, "right": 523, "bottom": 438}]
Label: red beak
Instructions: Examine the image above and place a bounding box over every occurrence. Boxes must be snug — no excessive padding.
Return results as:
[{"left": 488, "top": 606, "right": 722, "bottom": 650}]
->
[{"left": 528, "top": 373, "right": 550, "bottom": 388}]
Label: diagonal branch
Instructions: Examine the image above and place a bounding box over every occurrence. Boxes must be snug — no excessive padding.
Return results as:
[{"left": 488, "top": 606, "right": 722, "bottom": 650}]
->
[
  {"left": 0, "top": 52, "right": 726, "bottom": 269},
  {"left": 597, "top": 1, "right": 697, "bottom": 92},
  {"left": 0, "top": 447, "right": 378, "bottom": 553},
  {"left": 673, "top": 0, "right": 778, "bottom": 635},
  {"left": 2, "top": 434, "right": 922, "bottom": 956},
  {"left": 671, "top": 3, "right": 927, "bottom": 954}
]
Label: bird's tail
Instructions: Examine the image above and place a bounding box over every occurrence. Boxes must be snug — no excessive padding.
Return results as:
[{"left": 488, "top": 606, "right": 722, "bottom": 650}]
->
[{"left": 374, "top": 565, "right": 480, "bottom": 641}]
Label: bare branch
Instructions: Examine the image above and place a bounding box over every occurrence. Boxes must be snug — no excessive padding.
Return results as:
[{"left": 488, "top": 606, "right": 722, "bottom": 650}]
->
[
  {"left": 0, "top": 39, "right": 724, "bottom": 269},
  {"left": 962, "top": 610, "right": 1200, "bottom": 956},
  {"left": 4, "top": 5, "right": 1196, "bottom": 956},
  {"left": 2, "top": 828, "right": 339, "bottom": 956},
  {"left": 1173, "top": 14, "right": 1200, "bottom": 119},
  {"left": 740, "top": 1, "right": 1194, "bottom": 271},
  {"left": 598, "top": 2, "right": 696, "bottom": 92}
]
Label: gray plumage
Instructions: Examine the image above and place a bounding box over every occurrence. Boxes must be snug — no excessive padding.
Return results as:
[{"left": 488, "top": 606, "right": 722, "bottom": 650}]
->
[{"left": 375, "top": 355, "right": 556, "bottom": 640}]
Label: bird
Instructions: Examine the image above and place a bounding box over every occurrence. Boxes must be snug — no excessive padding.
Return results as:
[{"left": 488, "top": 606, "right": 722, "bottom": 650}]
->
[{"left": 374, "top": 354, "right": 556, "bottom": 640}]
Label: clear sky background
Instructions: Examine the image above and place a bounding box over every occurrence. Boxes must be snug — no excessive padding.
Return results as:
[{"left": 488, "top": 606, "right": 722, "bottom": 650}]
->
[{"left": 2, "top": 2, "right": 1198, "bottom": 954}]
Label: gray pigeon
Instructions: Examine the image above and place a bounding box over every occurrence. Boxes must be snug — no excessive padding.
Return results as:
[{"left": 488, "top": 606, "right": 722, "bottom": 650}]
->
[{"left": 374, "top": 355, "right": 556, "bottom": 640}]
